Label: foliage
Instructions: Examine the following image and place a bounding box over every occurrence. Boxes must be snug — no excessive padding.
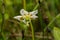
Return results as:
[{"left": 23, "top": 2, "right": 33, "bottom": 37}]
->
[{"left": 0, "top": 0, "right": 60, "bottom": 40}]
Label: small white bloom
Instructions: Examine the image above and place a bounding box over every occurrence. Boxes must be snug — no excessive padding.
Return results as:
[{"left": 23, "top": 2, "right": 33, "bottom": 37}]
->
[
  {"left": 14, "top": 9, "right": 38, "bottom": 25},
  {"left": 22, "top": 19, "right": 26, "bottom": 24},
  {"left": 26, "top": 21, "right": 30, "bottom": 26},
  {"left": 14, "top": 16, "right": 22, "bottom": 21},
  {"left": 30, "top": 10, "right": 38, "bottom": 15},
  {"left": 31, "top": 15, "right": 38, "bottom": 19},
  {"left": 20, "top": 9, "right": 28, "bottom": 15}
]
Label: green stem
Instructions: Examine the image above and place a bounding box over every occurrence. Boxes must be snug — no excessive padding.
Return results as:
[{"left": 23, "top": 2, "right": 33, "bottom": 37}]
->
[
  {"left": 44, "top": 14, "right": 60, "bottom": 32},
  {"left": 23, "top": 0, "right": 26, "bottom": 10},
  {"left": 1, "top": 0, "right": 6, "bottom": 40},
  {"left": 30, "top": 20, "right": 34, "bottom": 40},
  {"left": 47, "top": 14, "right": 60, "bottom": 27},
  {"left": 33, "top": 3, "right": 39, "bottom": 10}
]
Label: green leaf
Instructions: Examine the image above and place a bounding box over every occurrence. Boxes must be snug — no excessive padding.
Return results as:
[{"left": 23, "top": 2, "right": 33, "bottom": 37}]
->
[
  {"left": 4, "top": 0, "right": 12, "bottom": 6},
  {"left": 20, "top": 22, "right": 28, "bottom": 30},
  {"left": 53, "top": 27, "right": 60, "bottom": 40},
  {"left": 4, "top": 13, "right": 9, "bottom": 20},
  {"left": 56, "top": 15, "right": 60, "bottom": 27}
]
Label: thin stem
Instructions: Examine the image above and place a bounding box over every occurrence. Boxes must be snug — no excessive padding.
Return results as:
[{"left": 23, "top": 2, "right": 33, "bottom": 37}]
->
[
  {"left": 44, "top": 14, "right": 60, "bottom": 32},
  {"left": 23, "top": 0, "right": 26, "bottom": 10},
  {"left": 1, "top": 0, "right": 6, "bottom": 40},
  {"left": 30, "top": 20, "right": 35, "bottom": 40},
  {"left": 33, "top": 3, "right": 39, "bottom": 10}
]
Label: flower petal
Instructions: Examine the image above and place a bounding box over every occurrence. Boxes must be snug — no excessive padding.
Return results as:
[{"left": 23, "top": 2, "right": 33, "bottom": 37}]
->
[
  {"left": 22, "top": 19, "right": 26, "bottom": 24},
  {"left": 31, "top": 15, "right": 38, "bottom": 19},
  {"left": 30, "top": 10, "right": 38, "bottom": 15},
  {"left": 14, "top": 16, "right": 22, "bottom": 21},
  {"left": 20, "top": 9, "right": 28, "bottom": 15},
  {"left": 26, "top": 22, "right": 29, "bottom": 26}
]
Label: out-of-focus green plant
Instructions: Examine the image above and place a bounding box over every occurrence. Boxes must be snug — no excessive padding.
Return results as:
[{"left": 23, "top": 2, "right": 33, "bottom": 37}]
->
[
  {"left": 53, "top": 27, "right": 60, "bottom": 40},
  {"left": 0, "top": 13, "right": 2, "bottom": 24},
  {"left": 0, "top": 0, "right": 60, "bottom": 40},
  {"left": 47, "top": 14, "right": 60, "bottom": 28},
  {"left": 45, "top": 14, "right": 60, "bottom": 40}
]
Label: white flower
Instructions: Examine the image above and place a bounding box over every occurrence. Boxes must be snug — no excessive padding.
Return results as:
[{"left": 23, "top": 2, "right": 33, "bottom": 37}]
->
[
  {"left": 14, "top": 9, "right": 38, "bottom": 26},
  {"left": 14, "top": 16, "right": 22, "bottom": 21}
]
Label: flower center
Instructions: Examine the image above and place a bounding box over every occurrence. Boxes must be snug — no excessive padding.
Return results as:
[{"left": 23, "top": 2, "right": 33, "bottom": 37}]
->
[{"left": 23, "top": 14, "right": 31, "bottom": 21}]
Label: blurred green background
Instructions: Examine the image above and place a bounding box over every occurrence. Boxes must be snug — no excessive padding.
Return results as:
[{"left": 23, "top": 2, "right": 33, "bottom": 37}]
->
[{"left": 0, "top": 0, "right": 60, "bottom": 40}]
